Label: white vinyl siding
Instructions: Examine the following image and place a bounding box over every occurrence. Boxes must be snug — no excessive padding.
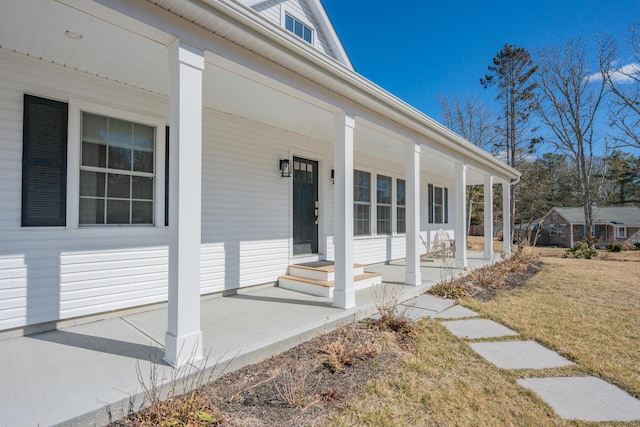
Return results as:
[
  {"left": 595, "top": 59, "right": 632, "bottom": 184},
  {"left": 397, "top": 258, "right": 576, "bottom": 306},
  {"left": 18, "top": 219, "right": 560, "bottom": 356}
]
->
[{"left": 252, "top": 0, "right": 337, "bottom": 59}]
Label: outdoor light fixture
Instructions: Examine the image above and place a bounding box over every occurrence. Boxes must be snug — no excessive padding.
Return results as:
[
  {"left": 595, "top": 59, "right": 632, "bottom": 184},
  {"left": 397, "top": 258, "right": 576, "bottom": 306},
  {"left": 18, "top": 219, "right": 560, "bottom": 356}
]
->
[
  {"left": 279, "top": 159, "right": 292, "bottom": 177},
  {"left": 331, "top": 169, "right": 335, "bottom": 184}
]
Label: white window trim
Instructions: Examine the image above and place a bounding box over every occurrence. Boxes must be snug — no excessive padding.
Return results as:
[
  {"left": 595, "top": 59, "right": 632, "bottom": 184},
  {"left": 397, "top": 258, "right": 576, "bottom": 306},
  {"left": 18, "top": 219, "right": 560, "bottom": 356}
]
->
[
  {"left": 428, "top": 181, "right": 449, "bottom": 225},
  {"left": 67, "top": 99, "right": 166, "bottom": 229},
  {"left": 395, "top": 176, "right": 406, "bottom": 236},
  {"left": 617, "top": 226, "right": 627, "bottom": 238},
  {"left": 375, "top": 173, "right": 393, "bottom": 236},
  {"left": 353, "top": 167, "right": 373, "bottom": 239},
  {"left": 281, "top": 7, "right": 314, "bottom": 45}
]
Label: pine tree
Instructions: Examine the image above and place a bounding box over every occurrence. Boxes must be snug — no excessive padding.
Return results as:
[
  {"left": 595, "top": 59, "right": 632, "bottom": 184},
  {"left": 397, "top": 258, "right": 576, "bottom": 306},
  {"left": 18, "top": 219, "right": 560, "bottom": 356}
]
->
[{"left": 481, "top": 44, "right": 538, "bottom": 237}]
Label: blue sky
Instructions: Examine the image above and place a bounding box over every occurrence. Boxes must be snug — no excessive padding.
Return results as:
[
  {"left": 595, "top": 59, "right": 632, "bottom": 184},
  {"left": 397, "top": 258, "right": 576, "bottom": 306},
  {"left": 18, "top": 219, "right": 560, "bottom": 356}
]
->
[{"left": 322, "top": 0, "right": 640, "bottom": 124}]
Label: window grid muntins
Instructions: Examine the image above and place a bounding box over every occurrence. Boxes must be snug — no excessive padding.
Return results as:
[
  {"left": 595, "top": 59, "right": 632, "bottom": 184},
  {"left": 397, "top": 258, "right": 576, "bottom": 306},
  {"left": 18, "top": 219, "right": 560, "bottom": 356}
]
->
[
  {"left": 397, "top": 179, "right": 406, "bottom": 234},
  {"left": 79, "top": 112, "right": 155, "bottom": 225},
  {"left": 285, "top": 13, "right": 313, "bottom": 44},
  {"left": 376, "top": 175, "right": 392, "bottom": 235},
  {"left": 354, "top": 170, "right": 371, "bottom": 236}
]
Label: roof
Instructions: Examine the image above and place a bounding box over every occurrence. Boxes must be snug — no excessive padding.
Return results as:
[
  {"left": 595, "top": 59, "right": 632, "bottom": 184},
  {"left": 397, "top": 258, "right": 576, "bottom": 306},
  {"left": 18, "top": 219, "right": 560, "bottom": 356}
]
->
[{"left": 550, "top": 207, "right": 640, "bottom": 225}]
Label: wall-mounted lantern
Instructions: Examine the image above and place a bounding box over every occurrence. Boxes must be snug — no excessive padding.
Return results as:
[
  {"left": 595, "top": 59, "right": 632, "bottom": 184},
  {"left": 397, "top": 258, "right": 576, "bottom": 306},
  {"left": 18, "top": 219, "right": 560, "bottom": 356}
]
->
[
  {"left": 330, "top": 169, "right": 335, "bottom": 184},
  {"left": 279, "top": 159, "right": 292, "bottom": 177}
]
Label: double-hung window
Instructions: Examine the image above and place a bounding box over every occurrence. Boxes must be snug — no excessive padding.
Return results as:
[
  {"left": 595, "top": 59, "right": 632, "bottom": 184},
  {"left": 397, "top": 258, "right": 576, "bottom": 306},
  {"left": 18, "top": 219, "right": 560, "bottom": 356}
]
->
[
  {"left": 376, "top": 175, "right": 392, "bottom": 235},
  {"left": 396, "top": 179, "right": 406, "bottom": 234},
  {"left": 285, "top": 13, "right": 313, "bottom": 44},
  {"left": 354, "top": 170, "right": 371, "bottom": 236},
  {"left": 428, "top": 184, "right": 448, "bottom": 224},
  {"left": 617, "top": 227, "right": 627, "bottom": 238},
  {"left": 79, "top": 112, "right": 155, "bottom": 225}
]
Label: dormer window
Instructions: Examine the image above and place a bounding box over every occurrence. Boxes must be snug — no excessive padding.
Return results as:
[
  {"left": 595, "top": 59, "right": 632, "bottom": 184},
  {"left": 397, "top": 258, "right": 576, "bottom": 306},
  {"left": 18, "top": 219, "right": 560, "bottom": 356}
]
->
[{"left": 285, "top": 13, "right": 313, "bottom": 44}]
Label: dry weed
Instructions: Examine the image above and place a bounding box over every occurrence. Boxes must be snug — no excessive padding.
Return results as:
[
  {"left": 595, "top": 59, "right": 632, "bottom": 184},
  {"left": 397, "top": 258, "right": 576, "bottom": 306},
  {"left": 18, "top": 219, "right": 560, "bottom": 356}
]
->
[
  {"left": 319, "top": 323, "right": 381, "bottom": 372},
  {"left": 274, "top": 366, "right": 314, "bottom": 408}
]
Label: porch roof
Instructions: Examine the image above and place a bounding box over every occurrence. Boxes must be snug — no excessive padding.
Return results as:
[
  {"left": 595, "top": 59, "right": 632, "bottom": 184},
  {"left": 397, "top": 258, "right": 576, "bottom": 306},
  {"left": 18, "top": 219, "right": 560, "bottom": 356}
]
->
[{"left": 1, "top": 0, "right": 519, "bottom": 183}]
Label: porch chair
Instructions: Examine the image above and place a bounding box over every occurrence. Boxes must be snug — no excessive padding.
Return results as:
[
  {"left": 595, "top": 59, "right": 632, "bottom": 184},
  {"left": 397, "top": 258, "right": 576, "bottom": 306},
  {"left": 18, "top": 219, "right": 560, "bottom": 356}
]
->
[{"left": 419, "top": 229, "right": 456, "bottom": 260}]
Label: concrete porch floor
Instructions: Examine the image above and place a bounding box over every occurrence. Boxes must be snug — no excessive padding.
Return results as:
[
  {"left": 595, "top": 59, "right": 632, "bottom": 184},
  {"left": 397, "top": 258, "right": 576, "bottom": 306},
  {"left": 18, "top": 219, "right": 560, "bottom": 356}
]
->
[{"left": 0, "top": 252, "right": 492, "bottom": 426}]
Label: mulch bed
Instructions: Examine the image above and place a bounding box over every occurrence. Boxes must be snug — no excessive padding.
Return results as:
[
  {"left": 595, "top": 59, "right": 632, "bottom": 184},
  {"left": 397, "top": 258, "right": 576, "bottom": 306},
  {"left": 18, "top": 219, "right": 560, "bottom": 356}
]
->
[{"left": 111, "top": 260, "right": 543, "bottom": 426}]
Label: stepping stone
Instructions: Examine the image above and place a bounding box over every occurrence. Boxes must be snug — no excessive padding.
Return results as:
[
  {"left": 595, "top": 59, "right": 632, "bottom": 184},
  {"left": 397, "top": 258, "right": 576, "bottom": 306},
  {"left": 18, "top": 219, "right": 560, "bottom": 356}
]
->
[
  {"left": 434, "top": 305, "right": 479, "bottom": 319},
  {"left": 442, "top": 319, "right": 518, "bottom": 339},
  {"left": 396, "top": 305, "right": 432, "bottom": 321},
  {"left": 401, "top": 294, "right": 455, "bottom": 314},
  {"left": 470, "top": 341, "right": 573, "bottom": 369},
  {"left": 518, "top": 377, "right": 640, "bottom": 422}
]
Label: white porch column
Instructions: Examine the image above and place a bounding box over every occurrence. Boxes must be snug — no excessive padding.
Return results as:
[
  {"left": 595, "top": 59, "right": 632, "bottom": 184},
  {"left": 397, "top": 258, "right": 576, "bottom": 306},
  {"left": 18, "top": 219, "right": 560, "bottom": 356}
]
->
[
  {"left": 502, "top": 181, "right": 512, "bottom": 256},
  {"left": 455, "top": 162, "right": 468, "bottom": 268},
  {"left": 405, "top": 142, "right": 421, "bottom": 285},
  {"left": 165, "top": 40, "right": 204, "bottom": 367},
  {"left": 483, "top": 174, "right": 494, "bottom": 260},
  {"left": 333, "top": 111, "right": 355, "bottom": 309}
]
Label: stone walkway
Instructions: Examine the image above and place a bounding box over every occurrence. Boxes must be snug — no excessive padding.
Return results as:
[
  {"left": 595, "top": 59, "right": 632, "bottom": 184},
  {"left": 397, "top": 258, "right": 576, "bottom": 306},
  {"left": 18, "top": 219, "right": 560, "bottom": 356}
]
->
[{"left": 400, "top": 295, "right": 640, "bottom": 423}]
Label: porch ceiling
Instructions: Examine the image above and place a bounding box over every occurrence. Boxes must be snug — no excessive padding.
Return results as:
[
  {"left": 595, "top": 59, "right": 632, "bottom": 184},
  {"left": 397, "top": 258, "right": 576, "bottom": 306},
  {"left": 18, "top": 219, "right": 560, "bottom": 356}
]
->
[{"left": 1, "top": 0, "right": 487, "bottom": 183}]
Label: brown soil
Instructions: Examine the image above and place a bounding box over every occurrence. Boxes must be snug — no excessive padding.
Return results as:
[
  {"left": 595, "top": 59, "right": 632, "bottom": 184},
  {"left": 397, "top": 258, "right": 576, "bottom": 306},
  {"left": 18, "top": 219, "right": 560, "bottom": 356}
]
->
[{"left": 111, "top": 260, "right": 542, "bottom": 427}]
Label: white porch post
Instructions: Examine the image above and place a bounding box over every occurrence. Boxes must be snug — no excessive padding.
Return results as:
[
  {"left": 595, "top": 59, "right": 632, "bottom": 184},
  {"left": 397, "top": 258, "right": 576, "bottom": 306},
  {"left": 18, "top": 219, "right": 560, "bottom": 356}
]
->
[
  {"left": 165, "top": 40, "right": 204, "bottom": 367},
  {"left": 455, "top": 162, "right": 468, "bottom": 268},
  {"left": 333, "top": 111, "right": 355, "bottom": 309},
  {"left": 483, "top": 174, "right": 494, "bottom": 260},
  {"left": 502, "top": 181, "right": 512, "bottom": 256},
  {"left": 405, "top": 142, "right": 421, "bottom": 285}
]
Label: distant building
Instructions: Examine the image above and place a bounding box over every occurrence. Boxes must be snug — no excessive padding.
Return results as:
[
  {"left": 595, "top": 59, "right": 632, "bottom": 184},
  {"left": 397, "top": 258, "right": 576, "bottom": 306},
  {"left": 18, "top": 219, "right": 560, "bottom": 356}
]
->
[{"left": 535, "top": 206, "right": 640, "bottom": 247}]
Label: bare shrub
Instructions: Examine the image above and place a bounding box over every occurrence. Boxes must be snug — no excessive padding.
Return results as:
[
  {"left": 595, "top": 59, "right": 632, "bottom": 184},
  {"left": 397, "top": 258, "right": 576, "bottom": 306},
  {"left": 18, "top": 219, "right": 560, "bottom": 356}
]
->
[
  {"left": 370, "top": 285, "right": 418, "bottom": 341},
  {"left": 319, "top": 322, "right": 381, "bottom": 372},
  {"left": 429, "top": 280, "right": 469, "bottom": 299},
  {"left": 274, "top": 366, "right": 313, "bottom": 408},
  {"left": 467, "top": 262, "right": 505, "bottom": 288}
]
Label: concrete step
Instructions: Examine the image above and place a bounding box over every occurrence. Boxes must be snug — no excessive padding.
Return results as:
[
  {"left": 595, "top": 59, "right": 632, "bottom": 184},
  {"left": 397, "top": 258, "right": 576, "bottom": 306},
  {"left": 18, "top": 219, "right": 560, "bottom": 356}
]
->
[{"left": 278, "top": 272, "right": 383, "bottom": 298}]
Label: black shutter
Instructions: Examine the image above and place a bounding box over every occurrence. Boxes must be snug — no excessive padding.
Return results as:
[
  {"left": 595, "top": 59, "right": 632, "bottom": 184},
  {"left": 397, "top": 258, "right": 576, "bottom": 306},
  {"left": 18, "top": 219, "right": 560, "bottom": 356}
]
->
[
  {"left": 444, "top": 187, "right": 449, "bottom": 224},
  {"left": 164, "top": 125, "right": 169, "bottom": 227},
  {"left": 22, "top": 95, "right": 68, "bottom": 226},
  {"left": 428, "top": 184, "right": 434, "bottom": 224}
]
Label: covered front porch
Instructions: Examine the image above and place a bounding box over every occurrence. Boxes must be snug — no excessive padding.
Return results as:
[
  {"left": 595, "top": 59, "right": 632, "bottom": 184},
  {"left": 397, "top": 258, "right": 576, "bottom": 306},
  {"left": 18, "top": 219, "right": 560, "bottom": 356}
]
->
[{"left": 0, "top": 252, "right": 491, "bottom": 426}]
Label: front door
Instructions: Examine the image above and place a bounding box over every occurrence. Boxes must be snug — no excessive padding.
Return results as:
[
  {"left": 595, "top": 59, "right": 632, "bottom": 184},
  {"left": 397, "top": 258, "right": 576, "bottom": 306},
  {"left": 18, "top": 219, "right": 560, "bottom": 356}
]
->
[{"left": 293, "top": 157, "right": 319, "bottom": 256}]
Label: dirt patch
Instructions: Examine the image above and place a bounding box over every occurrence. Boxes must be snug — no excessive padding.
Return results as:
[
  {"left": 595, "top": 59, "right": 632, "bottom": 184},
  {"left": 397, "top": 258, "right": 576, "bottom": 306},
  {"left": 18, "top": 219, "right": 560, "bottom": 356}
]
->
[
  {"left": 111, "top": 321, "right": 411, "bottom": 427},
  {"left": 468, "top": 262, "right": 544, "bottom": 301}
]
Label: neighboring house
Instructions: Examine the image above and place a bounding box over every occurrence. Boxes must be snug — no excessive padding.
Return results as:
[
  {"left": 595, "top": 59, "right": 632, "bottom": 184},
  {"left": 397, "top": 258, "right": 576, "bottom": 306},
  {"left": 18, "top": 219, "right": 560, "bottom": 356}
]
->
[
  {"left": 0, "top": 0, "right": 519, "bottom": 366},
  {"left": 537, "top": 206, "right": 640, "bottom": 247}
]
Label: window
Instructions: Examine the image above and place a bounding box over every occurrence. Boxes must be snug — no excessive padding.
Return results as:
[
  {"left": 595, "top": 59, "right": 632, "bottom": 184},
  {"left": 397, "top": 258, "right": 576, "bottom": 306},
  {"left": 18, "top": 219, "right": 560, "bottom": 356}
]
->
[
  {"left": 376, "top": 175, "right": 392, "bottom": 235},
  {"left": 285, "top": 13, "right": 313, "bottom": 44},
  {"left": 617, "top": 227, "right": 627, "bottom": 238},
  {"left": 353, "top": 170, "right": 371, "bottom": 236},
  {"left": 79, "top": 112, "right": 155, "bottom": 225},
  {"left": 428, "top": 184, "right": 449, "bottom": 224},
  {"left": 22, "top": 95, "right": 68, "bottom": 226},
  {"left": 396, "top": 179, "right": 406, "bottom": 234}
]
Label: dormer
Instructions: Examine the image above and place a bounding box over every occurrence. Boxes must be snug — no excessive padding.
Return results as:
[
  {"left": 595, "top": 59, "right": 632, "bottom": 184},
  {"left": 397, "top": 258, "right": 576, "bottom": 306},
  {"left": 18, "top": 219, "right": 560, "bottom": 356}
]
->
[{"left": 237, "top": 0, "right": 353, "bottom": 70}]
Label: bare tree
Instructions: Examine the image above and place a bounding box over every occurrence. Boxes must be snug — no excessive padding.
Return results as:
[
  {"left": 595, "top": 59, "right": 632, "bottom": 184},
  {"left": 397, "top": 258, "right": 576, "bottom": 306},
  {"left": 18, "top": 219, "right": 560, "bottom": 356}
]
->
[
  {"left": 536, "top": 38, "right": 611, "bottom": 240},
  {"left": 600, "top": 25, "right": 640, "bottom": 148},
  {"left": 440, "top": 95, "right": 497, "bottom": 236},
  {"left": 481, "top": 44, "right": 538, "bottom": 237}
]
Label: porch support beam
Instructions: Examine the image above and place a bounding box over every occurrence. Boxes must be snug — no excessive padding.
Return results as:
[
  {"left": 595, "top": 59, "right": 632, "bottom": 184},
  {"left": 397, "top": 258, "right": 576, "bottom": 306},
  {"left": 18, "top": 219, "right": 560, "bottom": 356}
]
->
[
  {"left": 455, "top": 162, "right": 468, "bottom": 268},
  {"left": 502, "top": 181, "right": 512, "bottom": 256},
  {"left": 483, "top": 174, "right": 494, "bottom": 260},
  {"left": 165, "top": 40, "right": 204, "bottom": 368},
  {"left": 333, "top": 111, "right": 355, "bottom": 309},
  {"left": 405, "top": 142, "right": 421, "bottom": 285}
]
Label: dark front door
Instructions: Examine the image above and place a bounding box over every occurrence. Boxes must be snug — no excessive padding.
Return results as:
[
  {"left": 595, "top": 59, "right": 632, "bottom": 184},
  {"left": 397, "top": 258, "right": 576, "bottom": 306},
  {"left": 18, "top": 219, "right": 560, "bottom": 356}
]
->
[{"left": 293, "top": 157, "right": 318, "bottom": 256}]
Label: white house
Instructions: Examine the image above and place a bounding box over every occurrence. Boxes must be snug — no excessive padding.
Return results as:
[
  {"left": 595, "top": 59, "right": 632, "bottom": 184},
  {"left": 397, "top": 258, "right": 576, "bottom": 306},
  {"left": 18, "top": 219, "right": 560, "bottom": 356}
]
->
[{"left": 0, "top": 0, "right": 519, "bottom": 366}]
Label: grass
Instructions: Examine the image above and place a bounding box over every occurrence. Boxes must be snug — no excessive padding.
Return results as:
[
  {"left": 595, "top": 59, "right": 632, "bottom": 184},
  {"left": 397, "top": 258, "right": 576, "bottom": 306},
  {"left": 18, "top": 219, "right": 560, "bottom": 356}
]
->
[
  {"left": 326, "top": 242, "right": 640, "bottom": 426},
  {"left": 462, "top": 255, "right": 640, "bottom": 398}
]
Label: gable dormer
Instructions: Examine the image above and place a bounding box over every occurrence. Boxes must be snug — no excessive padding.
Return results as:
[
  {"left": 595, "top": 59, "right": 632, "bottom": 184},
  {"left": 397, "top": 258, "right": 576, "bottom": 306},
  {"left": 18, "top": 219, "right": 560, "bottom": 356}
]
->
[{"left": 238, "top": 0, "right": 353, "bottom": 70}]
